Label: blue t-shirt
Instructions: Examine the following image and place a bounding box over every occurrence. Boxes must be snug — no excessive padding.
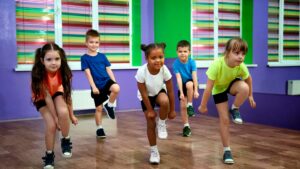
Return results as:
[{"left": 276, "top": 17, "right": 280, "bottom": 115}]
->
[
  {"left": 172, "top": 58, "right": 197, "bottom": 83},
  {"left": 81, "top": 53, "right": 111, "bottom": 89}
]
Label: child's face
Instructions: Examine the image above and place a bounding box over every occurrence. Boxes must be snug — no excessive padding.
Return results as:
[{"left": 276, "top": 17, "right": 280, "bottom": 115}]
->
[
  {"left": 177, "top": 46, "right": 190, "bottom": 62},
  {"left": 42, "top": 50, "right": 61, "bottom": 73},
  {"left": 86, "top": 36, "right": 100, "bottom": 53},
  {"left": 147, "top": 48, "right": 165, "bottom": 71},
  {"left": 227, "top": 50, "right": 245, "bottom": 67}
]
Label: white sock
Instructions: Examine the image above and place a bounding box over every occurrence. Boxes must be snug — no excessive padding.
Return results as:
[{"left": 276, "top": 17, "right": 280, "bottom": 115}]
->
[
  {"left": 150, "top": 145, "right": 158, "bottom": 151},
  {"left": 158, "top": 118, "right": 166, "bottom": 125},
  {"left": 97, "top": 125, "right": 103, "bottom": 129},
  {"left": 187, "top": 102, "right": 193, "bottom": 107},
  {"left": 108, "top": 101, "right": 114, "bottom": 107},
  {"left": 46, "top": 150, "right": 53, "bottom": 154},
  {"left": 63, "top": 135, "right": 70, "bottom": 139},
  {"left": 184, "top": 123, "right": 190, "bottom": 127},
  {"left": 232, "top": 104, "right": 239, "bottom": 110},
  {"left": 224, "top": 147, "right": 231, "bottom": 152}
]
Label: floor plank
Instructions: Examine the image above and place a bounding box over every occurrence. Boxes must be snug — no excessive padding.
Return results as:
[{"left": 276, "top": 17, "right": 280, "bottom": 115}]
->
[{"left": 0, "top": 111, "right": 300, "bottom": 169}]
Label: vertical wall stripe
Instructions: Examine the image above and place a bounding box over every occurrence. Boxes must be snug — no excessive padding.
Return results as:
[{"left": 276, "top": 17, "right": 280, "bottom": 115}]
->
[
  {"left": 242, "top": 0, "right": 253, "bottom": 64},
  {"left": 132, "top": 0, "right": 141, "bottom": 66},
  {"left": 154, "top": 0, "right": 191, "bottom": 58}
]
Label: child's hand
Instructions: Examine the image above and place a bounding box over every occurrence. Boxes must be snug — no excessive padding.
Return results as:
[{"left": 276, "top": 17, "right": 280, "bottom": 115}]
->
[
  {"left": 147, "top": 110, "right": 156, "bottom": 119},
  {"left": 198, "top": 104, "right": 208, "bottom": 113},
  {"left": 248, "top": 96, "right": 256, "bottom": 108},
  {"left": 179, "top": 93, "right": 185, "bottom": 100},
  {"left": 194, "top": 91, "right": 199, "bottom": 99},
  {"left": 71, "top": 115, "right": 78, "bottom": 125},
  {"left": 92, "top": 87, "right": 100, "bottom": 94},
  {"left": 54, "top": 116, "right": 61, "bottom": 130},
  {"left": 168, "top": 110, "right": 176, "bottom": 119}
]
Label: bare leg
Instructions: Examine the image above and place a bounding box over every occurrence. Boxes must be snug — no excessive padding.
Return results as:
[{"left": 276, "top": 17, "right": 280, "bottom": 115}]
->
[
  {"left": 180, "top": 98, "right": 188, "bottom": 124},
  {"left": 39, "top": 107, "right": 57, "bottom": 151},
  {"left": 229, "top": 81, "right": 249, "bottom": 107},
  {"left": 95, "top": 105, "right": 103, "bottom": 126},
  {"left": 144, "top": 111, "right": 157, "bottom": 146},
  {"left": 54, "top": 96, "right": 70, "bottom": 137},
  {"left": 216, "top": 102, "right": 230, "bottom": 147},
  {"left": 186, "top": 81, "right": 194, "bottom": 103},
  {"left": 156, "top": 92, "right": 169, "bottom": 120},
  {"left": 109, "top": 84, "right": 120, "bottom": 104}
]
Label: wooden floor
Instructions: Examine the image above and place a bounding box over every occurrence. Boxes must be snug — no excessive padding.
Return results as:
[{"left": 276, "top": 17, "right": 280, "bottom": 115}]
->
[{"left": 1, "top": 111, "right": 300, "bottom": 169}]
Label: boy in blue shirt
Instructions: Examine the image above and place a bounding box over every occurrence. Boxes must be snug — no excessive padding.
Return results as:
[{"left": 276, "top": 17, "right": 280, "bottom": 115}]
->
[
  {"left": 173, "top": 40, "right": 199, "bottom": 137},
  {"left": 81, "top": 29, "right": 120, "bottom": 138}
]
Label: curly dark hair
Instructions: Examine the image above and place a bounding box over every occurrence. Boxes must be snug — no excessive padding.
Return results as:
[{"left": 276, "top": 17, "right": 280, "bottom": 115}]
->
[
  {"left": 141, "top": 42, "right": 166, "bottom": 58},
  {"left": 31, "top": 43, "right": 72, "bottom": 104}
]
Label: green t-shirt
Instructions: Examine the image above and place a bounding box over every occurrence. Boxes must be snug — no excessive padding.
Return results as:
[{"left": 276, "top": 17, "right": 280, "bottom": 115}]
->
[{"left": 206, "top": 57, "right": 250, "bottom": 95}]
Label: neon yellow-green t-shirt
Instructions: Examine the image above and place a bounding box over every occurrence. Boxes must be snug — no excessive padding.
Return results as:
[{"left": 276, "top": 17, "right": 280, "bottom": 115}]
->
[{"left": 206, "top": 57, "right": 250, "bottom": 95}]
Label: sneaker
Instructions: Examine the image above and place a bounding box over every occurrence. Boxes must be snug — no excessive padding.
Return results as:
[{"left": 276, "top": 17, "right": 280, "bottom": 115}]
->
[
  {"left": 223, "top": 150, "right": 234, "bottom": 164},
  {"left": 187, "top": 105, "right": 195, "bottom": 117},
  {"left": 149, "top": 149, "right": 160, "bottom": 164},
  {"left": 42, "top": 151, "right": 55, "bottom": 169},
  {"left": 96, "top": 128, "right": 106, "bottom": 139},
  {"left": 61, "top": 138, "right": 72, "bottom": 158},
  {"left": 104, "top": 103, "right": 115, "bottom": 119},
  {"left": 182, "top": 126, "right": 191, "bottom": 137},
  {"left": 157, "top": 123, "right": 168, "bottom": 139},
  {"left": 229, "top": 108, "right": 243, "bottom": 124}
]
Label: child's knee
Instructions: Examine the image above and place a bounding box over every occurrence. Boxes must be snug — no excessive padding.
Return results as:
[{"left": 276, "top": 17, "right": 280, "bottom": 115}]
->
[
  {"left": 220, "top": 117, "right": 230, "bottom": 126},
  {"left": 240, "top": 82, "right": 249, "bottom": 95},
  {"left": 96, "top": 106, "right": 102, "bottom": 113},
  {"left": 47, "top": 122, "right": 57, "bottom": 133},
  {"left": 57, "top": 107, "right": 69, "bottom": 119},
  {"left": 112, "top": 84, "right": 120, "bottom": 93},
  {"left": 186, "top": 81, "right": 194, "bottom": 90}
]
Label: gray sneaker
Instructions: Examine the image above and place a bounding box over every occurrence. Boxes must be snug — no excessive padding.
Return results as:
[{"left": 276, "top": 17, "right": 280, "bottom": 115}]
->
[
  {"left": 187, "top": 105, "right": 195, "bottom": 117},
  {"left": 229, "top": 108, "right": 243, "bottom": 124}
]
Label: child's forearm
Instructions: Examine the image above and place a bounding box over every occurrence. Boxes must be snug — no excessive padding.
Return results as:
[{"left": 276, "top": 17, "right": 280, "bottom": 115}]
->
[
  {"left": 84, "top": 69, "right": 97, "bottom": 89},
  {"left": 200, "top": 89, "right": 211, "bottom": 106},
  {"left": 106, "top": 67, "right": 116, "bottom": 82},
  {"left": 175, "top": 74, "right": 183, "bottom": 94},
  {"left": 245, "top": 76, "right": 253, "bottom": 97},
  {"left": 192, "top": 71, "right": 198, "bottom": 91}
]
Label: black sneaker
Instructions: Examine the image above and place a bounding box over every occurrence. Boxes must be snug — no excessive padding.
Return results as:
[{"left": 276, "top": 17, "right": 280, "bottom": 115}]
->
[
  {"left": 182, "top": 126, "right": 191, "bottom": 137},
  {"left": 229, "top": 108, "right": 243, "bottom": 124},
  {"left": 187, "top": 105, "right": 195, "bottom": 117},
  {"left": 223, "top": 151, "right": 234, "bottom": 164},
  {"left": 104, "top": 103, "right": 115, "bottom": 119},
  {"left": 96, "top": 128, "right": 106, "bottom": 139},
  {"left": 42, "top": 151, "right": 55, "bottom": 169},
  {"left": 61, "top": 138, "right": 72, "bottom": 158}
]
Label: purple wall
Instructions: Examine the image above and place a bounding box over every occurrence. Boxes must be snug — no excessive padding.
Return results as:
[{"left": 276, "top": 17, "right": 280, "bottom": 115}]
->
[{"left": 0, "top": 0, "right": 299, "bottom": 130}]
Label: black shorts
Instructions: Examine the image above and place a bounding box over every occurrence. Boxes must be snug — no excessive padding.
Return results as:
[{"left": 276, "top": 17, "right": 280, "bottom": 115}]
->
[
  {"left": 141, "top": 89, "right": 166, "bottom": 112},
  {"left": 213, "top": 78, "right": 241, "bottom": 104},
  {"left": 91, "top": 79, "right": 116, "bottom": 107},
  {"left": 34, "top": 92, "right": 63, "bottom": 111},
  {"left": 177, "top": 79, "right": 193, "bottom": 100}
]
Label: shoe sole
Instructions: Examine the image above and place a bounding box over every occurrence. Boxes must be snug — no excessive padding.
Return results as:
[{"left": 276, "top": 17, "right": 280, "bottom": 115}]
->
[
  {"left": 62, "top": 153, "right": 72, "bottom": 158},
  {"left": 103, "top": 106, "right": 115, "bottom": 120},
  {"left": 224, "top": 160, "right": 234, "bottom": 164},
  {"left": 232, "top": 119, "right": 243, "bottom": 124},
  {"left": 183, "top": 133, "right": 191, "bottom": 137},
  {"left": 149, "top": 161, "right": 160, "bottom": 165},
  {"left": 158, "top": 136, "right": 168, "bottom": 139},
  {"left": 97, "top": 135, "right": 106, "bottom": 139},
  {"left": 44, "top": 165, "right": 54, "bottom": 169}
]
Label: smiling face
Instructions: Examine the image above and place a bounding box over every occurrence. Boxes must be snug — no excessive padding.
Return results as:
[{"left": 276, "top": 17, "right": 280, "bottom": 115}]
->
[
  {"left": 86, "top": 36, "right": 100, "bottom": 55},
  {"left": 177, "top": 46, "right": 190, "bottom": 63},
  {"left": 146, "top": 48, "right": 165, "bottom": 73},
  {"left": 42, "top": 50, "right": 61, "bottom": 73}
]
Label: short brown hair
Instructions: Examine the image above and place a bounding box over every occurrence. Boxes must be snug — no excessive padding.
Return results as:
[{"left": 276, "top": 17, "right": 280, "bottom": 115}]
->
[
  {"left": 224, "top": 37, "right": 248, "bottom": 57},
  {"left": 177, "top": 40, "right": 190, "bottom": 51},
  {"left": 85, "top": 29, "right": 99, "bottom": 41}
]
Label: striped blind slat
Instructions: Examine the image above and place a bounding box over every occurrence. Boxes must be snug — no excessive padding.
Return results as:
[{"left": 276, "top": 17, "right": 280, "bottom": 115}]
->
[
  {"left": 218, "top": 0, "right": 240, "bottom": 56},
  {"left": 62, "top": 0, "right": 92, "bottom": 62},
  {"left": 192, "top": 0, "right": 214, "bottom": 60},
  {"left": 99, "top": 0, "right": 130, "bottom": 64},
  {"left": 268, "top": 0, "right": 280, "bottom": 62},
  {"left": 283, "top": 0, "right": 299, "bottom": 61},
  {"left": 16, "top": 0, "right": 54, "bottom": 64}
]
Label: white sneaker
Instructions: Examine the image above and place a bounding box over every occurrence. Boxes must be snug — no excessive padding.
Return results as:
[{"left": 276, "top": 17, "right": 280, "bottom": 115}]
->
[
  {"left": 149, "top": 149, "right": 160, "bottom": 164},
  {"left": 157, "top": 123, "right": 168, "bottom": 139}
]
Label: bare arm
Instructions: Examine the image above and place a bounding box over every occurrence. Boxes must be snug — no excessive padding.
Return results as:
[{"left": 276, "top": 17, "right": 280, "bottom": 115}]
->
[
  {"left": 244, "top": 75, "right": 256, "bottom": 108},
  {"left": 137, "top": 82, "right": 156, "bottom": 118},
  {"left": 84, "top": 68, "right": 99, "bottom": 94},
  {"left": 165, "top": 79, "right": 176, "bottom": 119},
  {"left": 106, "top": 67, "right": 116, "bottom": 82},
  {"left": 67, "top": 99, "right": 78, "bottom": 125},
  {"left": 192, "top": 71, "right": 199, "bottom": 98},
  {"left": 198, "top": 79, "right": 214, "bottom": 113},
  {"left": 175, "top": 73, "right": 184, "bottom": 100}
]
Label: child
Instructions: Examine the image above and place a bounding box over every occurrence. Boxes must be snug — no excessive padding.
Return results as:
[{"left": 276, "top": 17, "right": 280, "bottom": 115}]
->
[
  {"left": 31, "top": 42, "right": 78, "bottom": 169},
  {"left": 135, "top": 43, "right": 176, "bottom": 164},
  {"left": 198, "top": 37, "right": 256, "bottom": 164},
  {"left": 172, "top": 40, "right": 199, "bottom": 137},
  {"left": 81, "top": 29, "right": 120, "bottom": 138}
]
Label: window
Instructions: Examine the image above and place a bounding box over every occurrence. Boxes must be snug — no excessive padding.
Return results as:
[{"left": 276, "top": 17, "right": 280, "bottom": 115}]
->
[
  {"left": 268, "top": 0, "right": 300, "bottom": 67},
  {"left": 15, "top": 0, "right": 140, "bottom": 71},
  {"left": 192, "top": 0, "right": 241, "bottom": 66}
]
